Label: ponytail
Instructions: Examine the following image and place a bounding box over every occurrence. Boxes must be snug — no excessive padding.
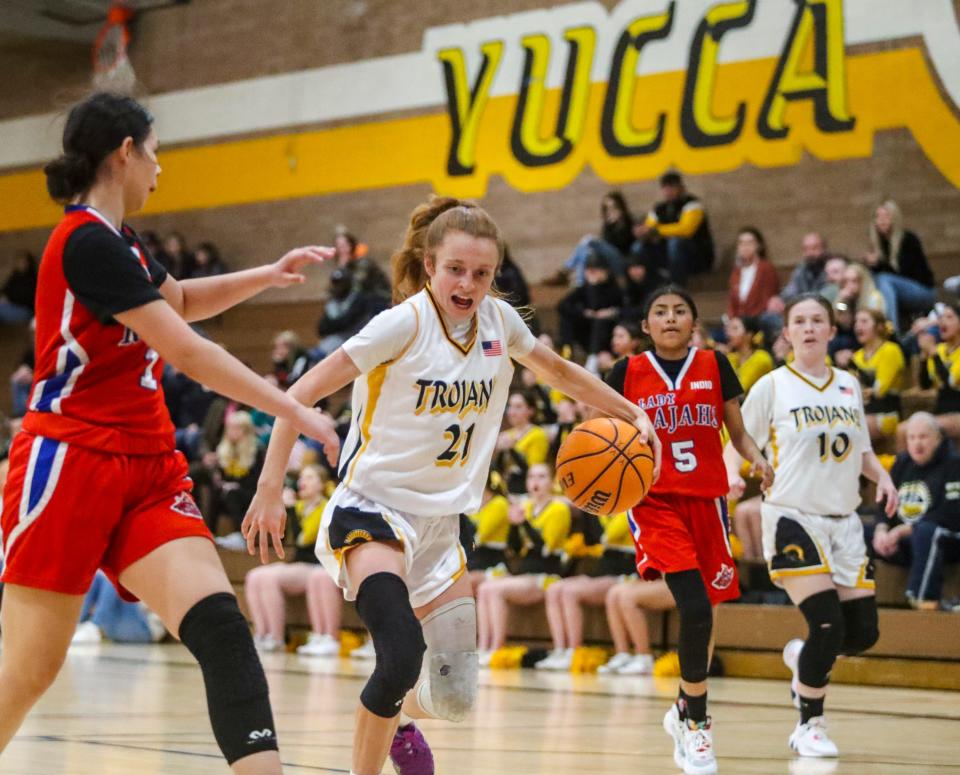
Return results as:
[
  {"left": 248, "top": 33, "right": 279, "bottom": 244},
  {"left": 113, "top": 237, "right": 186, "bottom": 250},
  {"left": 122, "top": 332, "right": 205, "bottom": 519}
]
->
[{"left": 390, "top": 195, "right": 504, "bottom": 303}]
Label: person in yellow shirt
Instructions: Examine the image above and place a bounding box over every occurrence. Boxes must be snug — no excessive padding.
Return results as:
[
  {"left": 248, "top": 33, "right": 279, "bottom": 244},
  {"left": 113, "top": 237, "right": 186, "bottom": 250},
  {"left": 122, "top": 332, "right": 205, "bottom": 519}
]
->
[
  {"left": 466, "top": 471, "right": 511, "bottom": 594},
  {"left": 475, "top": 464, "right": 571, "bottom": 664},
  {"left": 849, "top": 309, "right": 906, "bottom": 441},
  {"left": 724, "top": 316, "right": 774, "bottom": 394},
  {"left": 534, "top": 511, "right": 639, "bottom": 671},
  {"left": 917, "top": 301, "right": 960, "bottom": 443},
  {"left": 495, "top": 391, "right": 550, "bottom": 493},
  {"left": 243, "top": 465, "right": 341, "bottom": 655}
]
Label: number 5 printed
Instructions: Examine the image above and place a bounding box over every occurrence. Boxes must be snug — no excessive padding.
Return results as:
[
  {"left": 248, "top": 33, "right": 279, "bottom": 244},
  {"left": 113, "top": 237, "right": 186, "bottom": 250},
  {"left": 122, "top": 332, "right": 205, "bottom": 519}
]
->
[{"left": 671, "top": 440, "right": 698, "bottom": 472}]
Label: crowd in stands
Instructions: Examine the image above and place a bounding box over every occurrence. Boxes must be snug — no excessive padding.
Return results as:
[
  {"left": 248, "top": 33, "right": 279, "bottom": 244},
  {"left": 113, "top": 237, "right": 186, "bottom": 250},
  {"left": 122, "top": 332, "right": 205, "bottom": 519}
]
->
[{"left": 2, "top": 182, "right": 959, "bottom": 662}]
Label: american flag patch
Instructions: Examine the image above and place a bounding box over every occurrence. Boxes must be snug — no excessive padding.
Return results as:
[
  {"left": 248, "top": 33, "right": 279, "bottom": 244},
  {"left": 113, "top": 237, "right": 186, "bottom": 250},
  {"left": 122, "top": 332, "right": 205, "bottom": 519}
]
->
[
  {"left": 481, "top": 340, "right": 502, "bottom": 357},
  {"left": 839, "top": 384, "right": 854, "bottom": 395}
]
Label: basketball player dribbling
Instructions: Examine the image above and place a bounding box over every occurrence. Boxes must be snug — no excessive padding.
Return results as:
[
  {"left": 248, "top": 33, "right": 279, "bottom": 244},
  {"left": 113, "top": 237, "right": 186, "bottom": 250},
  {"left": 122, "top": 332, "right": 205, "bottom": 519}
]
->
[
  {"left": 0, "top": 92, "right": 341, "bottom": 774},
  {"left": 242, "top": 196, "right": 662, "bottom": 775},
  {"left": 726, "top": 294, "right": 898, "bottom": 758},
  {"left": 606, "top": 285, "right": 773, "bottom": 775}
]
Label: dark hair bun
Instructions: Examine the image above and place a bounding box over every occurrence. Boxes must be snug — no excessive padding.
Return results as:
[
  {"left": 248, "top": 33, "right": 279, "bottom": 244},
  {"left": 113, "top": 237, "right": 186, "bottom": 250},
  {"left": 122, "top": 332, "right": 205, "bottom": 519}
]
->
[{"left": 44, "top": 153, "right": 95, "bottom": 203}]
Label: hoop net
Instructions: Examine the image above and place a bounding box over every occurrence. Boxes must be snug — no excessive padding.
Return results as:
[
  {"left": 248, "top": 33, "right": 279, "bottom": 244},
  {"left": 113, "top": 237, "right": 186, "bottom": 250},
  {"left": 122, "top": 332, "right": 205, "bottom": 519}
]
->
[{"left": 92, "top": 4, "right": 137, "bottom": 93}]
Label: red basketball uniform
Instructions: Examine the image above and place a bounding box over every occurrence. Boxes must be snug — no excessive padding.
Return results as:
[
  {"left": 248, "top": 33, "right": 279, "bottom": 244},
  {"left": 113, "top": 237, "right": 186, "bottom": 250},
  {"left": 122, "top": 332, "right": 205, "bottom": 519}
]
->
[
  {"left": 1, "top": 206, "right": 211, "bottom": 599},
  {"left": 618, "top": 347, "right": 740, "bottom": 604}
]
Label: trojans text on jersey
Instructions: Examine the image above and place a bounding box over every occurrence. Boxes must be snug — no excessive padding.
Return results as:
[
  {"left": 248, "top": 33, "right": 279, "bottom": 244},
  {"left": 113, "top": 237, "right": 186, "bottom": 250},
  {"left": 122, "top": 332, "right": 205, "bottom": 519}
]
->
[{"left": 413, "top": 377, "right": 495, "bottom": 418}]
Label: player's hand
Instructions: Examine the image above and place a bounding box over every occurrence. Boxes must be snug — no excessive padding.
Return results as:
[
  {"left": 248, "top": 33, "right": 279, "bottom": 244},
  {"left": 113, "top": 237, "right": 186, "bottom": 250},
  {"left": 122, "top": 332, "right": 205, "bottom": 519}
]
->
[
  {"left": 875, "top": 473, "right": 899, "bottom": 518},
  {"left": 727, "top": 475, "right": 746, "bottom": 500},
  {"left": 632, "top": 410, "right": 661, "bottom": 483},
  {"left": 752, "top": 458, "right": 775, "bottom": 493},
  {"left": 291, "top": 406, "right": 340, "bottom": 466},
  {"left": 269, "top": 246, "right": 335, "bottom": 287},
  {"left": 242, "top": 486, "right": 288, "bottom": 564}
]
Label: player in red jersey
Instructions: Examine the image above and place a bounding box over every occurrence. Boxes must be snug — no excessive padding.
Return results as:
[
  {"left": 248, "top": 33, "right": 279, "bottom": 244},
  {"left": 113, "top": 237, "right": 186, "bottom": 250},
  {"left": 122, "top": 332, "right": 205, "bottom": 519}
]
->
[
  {"left": 606, "top": 285, "right": 772, "bottom": 775},
  {"left": 0, "top": 93, "right": 341, "bottom": 774}
]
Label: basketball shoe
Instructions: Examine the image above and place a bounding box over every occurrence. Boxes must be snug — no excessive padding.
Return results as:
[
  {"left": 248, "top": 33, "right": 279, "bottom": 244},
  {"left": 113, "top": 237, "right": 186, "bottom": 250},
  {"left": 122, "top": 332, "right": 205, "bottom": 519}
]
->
[
  {"left": 597, "top": 652, "right": 633, "bottom": 674},
  {"left": 663, "top": 704, "right": 718, "bottom": 774},
  {"left": 534, "top": 647, "right": 573, "bottom": 670},
  {"left": 390, "top": 722, "right": 434, "bottom": 775},
  {"left": 782, "top": 638, "right": 803, "bottom": 709},
  {"left": 789, "top": 717, "right": 838, "bottom": 758}
]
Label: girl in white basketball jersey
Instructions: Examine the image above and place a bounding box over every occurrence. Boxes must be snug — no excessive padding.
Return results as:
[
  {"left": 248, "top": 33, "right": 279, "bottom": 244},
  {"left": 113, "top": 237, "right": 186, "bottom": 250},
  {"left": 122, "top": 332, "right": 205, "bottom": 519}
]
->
[
  {"left": 242, "top": 197, "right": 660, "bottom": 775},
  {"left": 725, "top": 294, "right": 898, "bottom": 759}
]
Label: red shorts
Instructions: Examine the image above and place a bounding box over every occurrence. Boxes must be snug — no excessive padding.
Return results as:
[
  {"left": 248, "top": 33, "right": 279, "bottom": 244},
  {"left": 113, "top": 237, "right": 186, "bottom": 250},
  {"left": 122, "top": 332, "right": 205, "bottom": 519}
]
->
[
  {"left": 628, "top": 492, "right": 739, "bottom": 605},
  {"left": 1, "top": 432, "right": 212, "bottom": 600}
]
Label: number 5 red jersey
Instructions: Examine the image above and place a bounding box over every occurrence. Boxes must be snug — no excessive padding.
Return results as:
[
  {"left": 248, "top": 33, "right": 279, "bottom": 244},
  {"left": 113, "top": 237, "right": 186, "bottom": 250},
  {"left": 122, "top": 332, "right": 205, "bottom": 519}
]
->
[
  {"left": 622, "top": 348, "right": 729, "bottom": 498},
  {"left": 22, "top": 208, "right": 175, "bottom": 455}
]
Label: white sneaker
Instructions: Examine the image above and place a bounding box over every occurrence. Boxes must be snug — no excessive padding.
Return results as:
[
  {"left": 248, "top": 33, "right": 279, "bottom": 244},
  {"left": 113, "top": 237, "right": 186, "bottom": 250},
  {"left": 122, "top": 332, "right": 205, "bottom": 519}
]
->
[
  {"left": 681, "top": 718, "right": 718, "bottom": 775},
  {"left": 783, "top": 638, "right": 803, "bottom": 709},
  {"left": 71, "top": 621, "right": 102, "bottom": 644},
  {"left": 663, "top": 703, "right": 686, "bottom": 771},
  {"left": 349, "top": 638, "right": 376, "bottom": 660},
  {"left": 297, "top": 633, "right": 340, "bottom": 657},
  {"left": 214, "top": 531, "right": 248, "bottom": 552},
  {"left": 789, "top": 717, "right": 839, "bottom": 758},
  {"left": 617, "top": 653, "right": 654, "bottom": 676},
  {"left": 598, "top": 652, "right": 633, "bottom": 674},
  {"left": 478, "top": 650, "right": 493, "bottom": 668},
  {"left": 255, "top": 634, "right": 282, "bottom": 653},
  {"left": 534, "top": 648, "right": 573, "bottom": 671}
]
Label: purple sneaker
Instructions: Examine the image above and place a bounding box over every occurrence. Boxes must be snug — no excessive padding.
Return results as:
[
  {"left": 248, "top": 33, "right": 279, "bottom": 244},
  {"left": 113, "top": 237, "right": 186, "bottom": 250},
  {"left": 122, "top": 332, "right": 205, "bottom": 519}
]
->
[{"left": 389, "top": 722, "right": 435, "bottom": 775}]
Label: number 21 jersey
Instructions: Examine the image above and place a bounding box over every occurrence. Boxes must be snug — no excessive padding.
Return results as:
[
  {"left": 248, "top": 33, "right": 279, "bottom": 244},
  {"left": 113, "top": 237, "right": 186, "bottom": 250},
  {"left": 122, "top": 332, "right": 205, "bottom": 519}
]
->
[{"left": 740, "top": 365, "right": 870, "bottom": 515}]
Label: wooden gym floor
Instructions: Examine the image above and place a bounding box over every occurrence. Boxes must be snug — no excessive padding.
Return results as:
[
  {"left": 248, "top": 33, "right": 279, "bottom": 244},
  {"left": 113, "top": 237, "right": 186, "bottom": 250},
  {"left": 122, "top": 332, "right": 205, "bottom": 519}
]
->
[{"left": 3, "top": 643, "right": 958, "bottom": 774}]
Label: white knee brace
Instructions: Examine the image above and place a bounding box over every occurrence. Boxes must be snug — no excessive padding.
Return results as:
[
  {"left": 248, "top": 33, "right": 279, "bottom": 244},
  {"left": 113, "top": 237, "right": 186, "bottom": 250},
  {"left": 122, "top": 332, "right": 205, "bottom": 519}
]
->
[{"left": 415, "top": 597, "right": 478, "bottom": 723}]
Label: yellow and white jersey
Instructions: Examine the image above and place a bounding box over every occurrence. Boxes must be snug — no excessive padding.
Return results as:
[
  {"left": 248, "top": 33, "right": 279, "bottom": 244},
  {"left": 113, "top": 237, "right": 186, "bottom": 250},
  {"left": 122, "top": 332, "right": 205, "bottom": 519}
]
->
[
  {"left": 339, "top": 287, "right": 536, "bottom": 517},
  {"left": 740, "top": 365, "right": 871, "bottom": 516}
]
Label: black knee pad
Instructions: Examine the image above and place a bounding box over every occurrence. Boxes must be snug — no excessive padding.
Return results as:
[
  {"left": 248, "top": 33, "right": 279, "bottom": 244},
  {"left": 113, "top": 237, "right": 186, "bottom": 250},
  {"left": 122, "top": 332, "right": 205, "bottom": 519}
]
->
[
  {"left": 355, "top": 572, "right": 426, "bottom": 718},
  {"left": 797, "top": 589, "right": 844, "bottom": 689},
  {"left": 665, "top": 570, "right": 714, "bottom": 684},
  {"left": 178, "top": 592, "right": 278, "bottom": 764},
  {"left": 840, "top": 596, "right": 879, "bottom": 655}
]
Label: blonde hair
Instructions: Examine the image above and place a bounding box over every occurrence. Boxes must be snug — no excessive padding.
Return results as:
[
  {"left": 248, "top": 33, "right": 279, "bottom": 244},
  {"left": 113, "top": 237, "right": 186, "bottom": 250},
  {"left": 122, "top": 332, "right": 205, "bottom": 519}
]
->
[
  {"left": 390, "top": 196, "right": 504, "bottom": 303},
  {"left": 869, "top": 199, "right": 904, "bottom": 272},
  {"left": 216, "top": 410, "right": 259, "bottom": 476},
  {"left": 844, "top": 263, "right": 885, "bottom": 315}
]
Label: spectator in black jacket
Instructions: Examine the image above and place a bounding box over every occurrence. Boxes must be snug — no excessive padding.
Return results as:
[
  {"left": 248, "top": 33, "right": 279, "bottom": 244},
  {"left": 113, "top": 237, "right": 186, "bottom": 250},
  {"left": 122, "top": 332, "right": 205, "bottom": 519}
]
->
[
  {"left": 495, "top": 246, "right": 530, "bottom": 308},
  {"left": 865, "top": 200, "right": 935, "bottom": 332},
  {"left": 557, "top": 251, "right": 623, "bottom": 373},
  {"left": 867, "top": 412, "right": 960, "bottom": 608},
  {"left": 560, "top": 191, "right": 635, "bottom": 285},
  {"left": 183, "top": 240, "right": 227, "bottom": 279},
  {"left": 0, "top": 251, "right": 37, "bottom": 325},
  {"left": 314, "top": 268, "right": 372, "bottom": 357}
]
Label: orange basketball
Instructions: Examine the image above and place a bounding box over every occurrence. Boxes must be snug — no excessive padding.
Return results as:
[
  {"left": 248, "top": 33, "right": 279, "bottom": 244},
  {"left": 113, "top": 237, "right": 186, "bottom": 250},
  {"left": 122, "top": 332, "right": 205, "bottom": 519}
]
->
[{"left": 556, "top": 418, "right": 654, "bottom": 516}]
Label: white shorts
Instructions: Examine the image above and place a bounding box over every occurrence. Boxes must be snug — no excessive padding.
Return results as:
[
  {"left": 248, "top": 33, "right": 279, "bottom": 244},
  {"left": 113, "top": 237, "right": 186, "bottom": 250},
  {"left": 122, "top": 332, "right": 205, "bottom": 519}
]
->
[
  {"left": 316, "top": 485, "right": 467, "bottom": 609},
  {"left": 760, "top": 503, "right": 874, "bottom": 590}
]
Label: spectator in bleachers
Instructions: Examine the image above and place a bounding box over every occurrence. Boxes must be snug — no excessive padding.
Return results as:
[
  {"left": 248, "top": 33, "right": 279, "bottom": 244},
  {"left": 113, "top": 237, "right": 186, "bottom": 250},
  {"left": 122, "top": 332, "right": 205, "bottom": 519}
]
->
[
  {"left": 270, "top": 330, "right": 311, "bottom": 389},
  {"left": 865, "top": 200, "right": 935, "bottom": 332},
  {"left": 598, "top": 578, "right": 675, "bottom": 675},
  {"left": 622, "top": 252, "right": 665, "bottom": 322},
  {"left": 495, "top": 245, "right": 531, "bottom": 308},
  {"left": 0, "top": 251, "right": 37, "bottom": 325},
  {"left": 560, "top": 191, "right": 635, "bottom": 286},
  {"left": 244, "top": 465, "right": 344, "bottom": 653},
  {"left": 726, "top": 227, "right": 780, "bottom": 321},
  {"left": 535, "top": 511, "right": 638, "bottom": 671},
  {"left": 828, "top": 300, "right": 858, "bottom": 365},
  {"left": 596, "top": 321, "right": 645, "bottom": 378},
  {"left": 632, "top": 171, "right": 715, "bottom": 285},
  {"left": 868, "top": 412, "right": 960, "bottom": 609},
  {"left": 838, "top": 262, "right": 886, "bottom": 315},
  {"left": 9, "top": 341, "right": 34, "bottom": 418},
  {"left": 495, "top": 391, "right": 551, "bottom": 494},
  {"left": 315, "top": 267, "right": 371, "bottom": 358},
  {"left": 162, "top": 366, "right": 217, "bottom": 460},
  {"left": 731, "top": 495, "right": 763, "bottom": 564},
  {"left": 918, "top": 301, "right": 960, "bottom": 442},
  {"left": 476, "top": 463, "right": 572, "bottom": 665},
  {"left": 547, "top": 397, "right": 581, "bottom": 462},
  {"left": 849, "top": 310, "right": 906, "bottom": 442},
  {"left": 70, "top": 570, "right": 166, "bottom": 645},
  {"left": 557, "top": 251, "right": 623, "bottom": 374},
  {"left": 724, "top": 316, "right": 774, "bottom": 394},
  {"left": 198, "top": 410, "right": 264, "bottom": 537},
  {"left": 334, "top": 231, "right": 391, "bottom": 304},
  {"left": 767, "top": 232, "right": 832, "bottom": 315},
  {"left": 466, "top": 471, "right": 511, "bottom": 594},
  {"left": 159, "top": 231, "right": 190, "bottom": 278},
  {"left": 183, "top": 240, "right": 227, "bottom": 279}
]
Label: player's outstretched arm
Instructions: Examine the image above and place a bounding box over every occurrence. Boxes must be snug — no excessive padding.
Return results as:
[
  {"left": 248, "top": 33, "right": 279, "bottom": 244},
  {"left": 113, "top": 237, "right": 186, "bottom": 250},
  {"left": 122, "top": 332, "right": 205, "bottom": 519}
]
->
[
  {"left": 516, "top": 341, "right": 661, "bottom": 480},
  {"left": 723, "top": 399, "right": 774, "bottom": 492},
  {"left": 244, "top": 347, "right": 361, "bottom": 562},
  {"left": 159, "top": 245, "right": 334, "bottom": 322},
  {"left": 862, "top": 450, "right": 899, "bottom": 517}
]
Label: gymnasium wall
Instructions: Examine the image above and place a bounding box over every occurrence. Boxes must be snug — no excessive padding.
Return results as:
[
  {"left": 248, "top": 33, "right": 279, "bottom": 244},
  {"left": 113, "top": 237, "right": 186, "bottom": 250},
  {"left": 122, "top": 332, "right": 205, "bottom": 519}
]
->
[{"left": 1, "top": 0, "right": 958, "bottom": 302}]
